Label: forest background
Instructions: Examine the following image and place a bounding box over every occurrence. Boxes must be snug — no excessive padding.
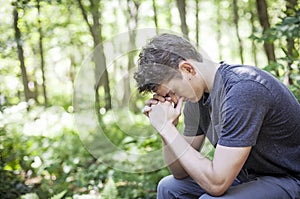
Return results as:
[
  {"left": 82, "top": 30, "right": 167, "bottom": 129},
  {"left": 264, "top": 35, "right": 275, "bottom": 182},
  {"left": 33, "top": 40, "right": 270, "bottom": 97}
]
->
[{"left": 0, "top": 0, "right": 299, "bottom": 198}]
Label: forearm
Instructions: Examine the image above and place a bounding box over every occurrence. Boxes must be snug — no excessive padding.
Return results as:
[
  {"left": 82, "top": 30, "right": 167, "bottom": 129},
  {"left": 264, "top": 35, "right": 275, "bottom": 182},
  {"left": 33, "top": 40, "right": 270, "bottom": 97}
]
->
[
  {"left": 161, "top": 123, "right": 228, "bottom": 196},
  {"left": 149, "top": 100, "right": 249, "bottom": 196},
  {"left": 162, "top": 138, "right": 189, "bottom": 179}
]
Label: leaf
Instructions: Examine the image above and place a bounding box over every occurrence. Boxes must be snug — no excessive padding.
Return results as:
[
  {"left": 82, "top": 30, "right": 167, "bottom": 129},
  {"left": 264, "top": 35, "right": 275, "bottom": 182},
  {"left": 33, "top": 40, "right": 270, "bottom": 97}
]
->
[
  {"left": 20, "top": 193, "right": 39, "bottom": 199},
  {"left": 282, "top": 16, "right": 300, "bottom": 25},
  {"left": 49, "top": 190, "right": 67, "bottom": 199},
  {"left": 102, "top": 177, "right": 118, "bottom": 199}
]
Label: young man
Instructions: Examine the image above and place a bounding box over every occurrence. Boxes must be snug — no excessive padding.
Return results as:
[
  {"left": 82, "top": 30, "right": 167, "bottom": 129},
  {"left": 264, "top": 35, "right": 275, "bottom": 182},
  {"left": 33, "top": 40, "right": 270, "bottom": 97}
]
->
[{"left": 134, "top": 33, "right": 300, "bottom": 199}]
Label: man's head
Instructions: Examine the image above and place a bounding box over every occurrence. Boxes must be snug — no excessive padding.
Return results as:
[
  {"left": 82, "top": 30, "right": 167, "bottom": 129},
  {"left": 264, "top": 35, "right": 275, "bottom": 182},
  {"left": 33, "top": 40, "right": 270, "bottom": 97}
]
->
[{"left": 134, "top": 33, "right": 202, "bottom": 94}]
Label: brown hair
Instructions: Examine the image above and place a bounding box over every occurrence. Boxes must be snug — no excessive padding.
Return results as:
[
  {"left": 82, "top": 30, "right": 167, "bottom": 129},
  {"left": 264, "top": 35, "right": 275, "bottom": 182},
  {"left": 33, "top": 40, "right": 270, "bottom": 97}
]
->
[{"left": 134, "top": 33, "right": 202, "bottom": 93}]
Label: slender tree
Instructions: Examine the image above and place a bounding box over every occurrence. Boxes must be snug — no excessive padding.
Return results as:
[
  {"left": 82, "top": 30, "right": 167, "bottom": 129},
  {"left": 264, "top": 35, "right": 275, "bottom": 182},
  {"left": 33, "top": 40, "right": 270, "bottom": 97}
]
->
[
  {"left": 195, "top": 0, "right": 200, "bottom": 47},
  {"left": 284, "top": 0, "right": 298, "bottom": 86},
  {"left": 77, "top": 0, "right": 112, "bottom": 110},
  {"left": 13, "top": 2, "right": 30, "bottom": 102},
  {"left": 250, "top": 10, "right": 258, "bottom": 66},
  {"left": 152, "top": 0, "right": 159, "bottom": 33},
  {"left": 232, "top": 0, "right": 244, "bottom": 64},
  {"left": 123, "top": 0, "right": 140, "bottom": 108},
  {"left": 36, "top": 0, "right": 47, "bottom": 106},
  {"left": 256, "top": 0, "right": 276, "bottom": 64},
  {"left": 176, "top": 0, "right": 189, "bottom": 39}
]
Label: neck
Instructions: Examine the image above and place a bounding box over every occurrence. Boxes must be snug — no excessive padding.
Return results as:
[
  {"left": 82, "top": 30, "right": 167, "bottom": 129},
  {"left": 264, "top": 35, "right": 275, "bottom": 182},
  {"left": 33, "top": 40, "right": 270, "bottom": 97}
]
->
[{"left": 193, "top": 59, "right": 219, "bottom": 93}]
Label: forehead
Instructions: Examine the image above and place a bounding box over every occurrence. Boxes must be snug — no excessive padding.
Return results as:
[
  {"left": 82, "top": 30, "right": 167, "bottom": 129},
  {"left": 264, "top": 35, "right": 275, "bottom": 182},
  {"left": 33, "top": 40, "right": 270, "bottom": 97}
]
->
[{"left": 155, "top": 84, "right": 171, "bottom": 96}]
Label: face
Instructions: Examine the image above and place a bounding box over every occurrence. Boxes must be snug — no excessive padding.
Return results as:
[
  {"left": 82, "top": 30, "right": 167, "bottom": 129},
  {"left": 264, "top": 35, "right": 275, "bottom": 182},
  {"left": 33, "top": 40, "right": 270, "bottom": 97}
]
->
[
  {"left": 155, "top": 60, "right": 208, "bottom": 103},
  {"left": 156, "top": 76, "right": 204, "bottom": 103}
]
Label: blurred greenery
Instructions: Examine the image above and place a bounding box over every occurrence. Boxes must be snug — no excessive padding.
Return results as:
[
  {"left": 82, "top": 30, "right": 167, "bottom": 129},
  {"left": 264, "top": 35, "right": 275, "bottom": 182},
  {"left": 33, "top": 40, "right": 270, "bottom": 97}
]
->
[
  {"left": 0, "top": 104, "right": 166, "bottom": 198},
  {"left": 0, "top": 0, "right": 299, "bottom": 198},
  {"left": 0, "top": 103, "right": 213, "bottom": 198}
]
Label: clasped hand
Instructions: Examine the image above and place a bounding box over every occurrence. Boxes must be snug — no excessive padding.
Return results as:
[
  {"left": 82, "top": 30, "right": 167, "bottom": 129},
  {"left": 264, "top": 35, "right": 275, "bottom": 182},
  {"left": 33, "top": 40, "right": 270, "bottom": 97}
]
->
[{"left": 143, "top": 93, "right": 184, "bottom": 134}]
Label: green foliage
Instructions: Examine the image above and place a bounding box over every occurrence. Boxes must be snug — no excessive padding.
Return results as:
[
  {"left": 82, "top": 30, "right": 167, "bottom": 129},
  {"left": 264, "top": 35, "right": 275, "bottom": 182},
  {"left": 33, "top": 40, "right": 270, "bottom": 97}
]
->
[
  {"left": 49, "top": 190, "right": 67, "bottom": 199},
  {"left": 20, "top": 190, "right": 67, "bottom": 199},
  {"left": 102, "top": 175, "right": 118, "bottom": 199},
  {"left": 20, "top": 193, "right": 39, "bottom": 199},
  {"left": 250, "top": 7, "right": 300, "bottom": 101},
  {"left": 1, "top": 0, "right": 299, "bottom": 199},
  {"left": 0, "top": 104, "right": 175, "bottom": 198},
  {"left": 0, "top": 169, "right": 31, "bottom": 199}
]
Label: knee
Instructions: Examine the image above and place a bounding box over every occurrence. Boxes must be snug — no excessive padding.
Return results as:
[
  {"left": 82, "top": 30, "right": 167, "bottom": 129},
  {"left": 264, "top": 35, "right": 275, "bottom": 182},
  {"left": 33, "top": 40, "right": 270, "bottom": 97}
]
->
[
  {"left": 157, "top": 175, "right": 178, "bottom": 198},
  {"left": 157, "top": 175, "right": 175, "bottom": 192}
]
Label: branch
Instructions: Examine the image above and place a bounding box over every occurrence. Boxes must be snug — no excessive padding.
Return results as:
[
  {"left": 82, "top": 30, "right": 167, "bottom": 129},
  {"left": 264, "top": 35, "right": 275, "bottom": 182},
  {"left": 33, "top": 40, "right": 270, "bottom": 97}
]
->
[{"left": 76, "top": 0, "right": 93, "bottom": 34}]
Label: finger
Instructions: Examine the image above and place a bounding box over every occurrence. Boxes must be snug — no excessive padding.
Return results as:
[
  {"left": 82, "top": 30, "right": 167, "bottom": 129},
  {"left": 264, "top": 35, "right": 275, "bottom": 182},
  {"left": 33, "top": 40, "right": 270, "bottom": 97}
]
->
[
  {"left": 175, "top": 97, "right": 184, "bottom": 114},
  {"left": 165, "top": 96, "right": 171, "bottom": 101},
  {"left": 165, "top": 97, "right": 174, "bottom": 107},
  {"left": 168, "top": 92, "right": 178, "bottom": 106},
  {"left": 161, "top": 100, "right": 171, "bottom": 106},
  {"left": 145, "top": 99, "right": 159, "bottom": 106},
  {"left": 153, "top": 94, "right": 166, "bottom": 102},
  {"left": 142, "top": 106, "right": 152, "bottom": 116}
]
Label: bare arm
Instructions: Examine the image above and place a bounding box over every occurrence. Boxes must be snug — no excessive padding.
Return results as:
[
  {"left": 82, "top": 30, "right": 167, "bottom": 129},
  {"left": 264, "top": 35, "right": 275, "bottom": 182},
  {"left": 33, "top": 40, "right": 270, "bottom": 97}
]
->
[
  {"left": 149, "top": 100, "right": 251, "bottom": 196},
  {"left": 143, "top": 94, "right": 206, "bottom": 179},
  {"left": 162, "top": 124, "right": 251, "bottom": 196},
  {"left": 143, "top": 93, "right": 205, "bottom": 178},
  {"left": 163, "top": 135, "right": 205, "bottom": 179}
]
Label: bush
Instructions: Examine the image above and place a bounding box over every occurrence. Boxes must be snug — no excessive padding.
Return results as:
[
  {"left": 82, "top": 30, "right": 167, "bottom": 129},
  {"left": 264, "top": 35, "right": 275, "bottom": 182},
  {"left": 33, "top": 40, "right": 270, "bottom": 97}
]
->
[{"left": 0, "top": 103, "right": 177, "bottom": 198}]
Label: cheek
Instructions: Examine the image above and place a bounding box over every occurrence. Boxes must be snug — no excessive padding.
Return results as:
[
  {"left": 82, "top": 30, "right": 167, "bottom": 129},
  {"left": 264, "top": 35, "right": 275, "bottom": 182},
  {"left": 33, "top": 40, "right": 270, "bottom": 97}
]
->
[{"left": 182, "top": 85, "right": 195, "bottom": 97}]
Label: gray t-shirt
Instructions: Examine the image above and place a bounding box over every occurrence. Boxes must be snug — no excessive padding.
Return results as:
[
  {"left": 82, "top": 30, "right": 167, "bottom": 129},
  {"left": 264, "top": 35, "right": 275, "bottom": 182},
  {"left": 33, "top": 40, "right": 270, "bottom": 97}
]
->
[{"left": 183, "top": 62, "right": 300, "bottom": 177}]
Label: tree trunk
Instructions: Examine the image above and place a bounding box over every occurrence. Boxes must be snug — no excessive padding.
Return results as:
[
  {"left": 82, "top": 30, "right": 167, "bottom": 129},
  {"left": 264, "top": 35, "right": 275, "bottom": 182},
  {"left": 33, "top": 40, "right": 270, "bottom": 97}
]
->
[
  {"left": 284, "top": 0, "right": 297, "bottom": 86},
  {"left": 13, "top": 4, "right": 30, "bottom": 102},
  {"left": 195, "top": 0, "right": 199, "bottom": 47},
  {"left": 256, "top": 0, "right": 276, "bottom": 64},
  {"left": 123, "top": 0, "right": 139, "bottom": 109},
  {"left": 250, "top": 10, "right": 258, "bottom": 66},
  {"left": 37, "top": 0, "right": 48, "bottom": 106},
  {"left": 77, "top": 0, "right": 112, "bottom": 111},
  {"left": 233, "top": 0, "right": 244, "bottom": 64},
  {"left": 176, "top": 0, "right": 189, "bottom": 39},
  {"left": 152, "top": 0, "right": 159, "bottom": 33},
  {"left": 91, "top": 0, "right": 112, "bottom": 110}
]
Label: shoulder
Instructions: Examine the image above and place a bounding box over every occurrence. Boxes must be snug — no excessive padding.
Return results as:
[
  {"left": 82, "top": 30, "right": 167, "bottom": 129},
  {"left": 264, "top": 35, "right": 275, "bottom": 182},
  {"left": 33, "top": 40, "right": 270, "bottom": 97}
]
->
[
  {"left": 216, "top": 63, "right": 279, "bottom": 96},
  {"left": 225, "top": 80, "right": 273, "bottom": 107}
]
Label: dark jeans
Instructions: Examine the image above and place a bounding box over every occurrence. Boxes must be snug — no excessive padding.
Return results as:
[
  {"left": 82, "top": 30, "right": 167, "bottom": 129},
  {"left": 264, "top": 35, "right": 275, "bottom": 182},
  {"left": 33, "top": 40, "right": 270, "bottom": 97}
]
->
[{"left": 157, "top": 171, "right": 300, "bottom": 199}]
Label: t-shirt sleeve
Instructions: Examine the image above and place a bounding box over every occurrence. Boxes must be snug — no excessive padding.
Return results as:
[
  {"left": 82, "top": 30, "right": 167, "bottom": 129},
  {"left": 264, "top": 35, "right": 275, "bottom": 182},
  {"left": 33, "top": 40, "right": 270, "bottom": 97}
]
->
[
  {"left": 183, "top": 101, "right": 210, "bottom": 136},
  {"left": 218, "top": 81, "right": 272, "bottom": 147}
]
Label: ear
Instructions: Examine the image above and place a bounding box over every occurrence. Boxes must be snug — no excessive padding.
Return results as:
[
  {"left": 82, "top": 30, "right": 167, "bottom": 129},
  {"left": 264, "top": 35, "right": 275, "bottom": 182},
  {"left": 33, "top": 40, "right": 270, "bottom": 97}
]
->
[{"left": 178, "top": 61, "right": 196, "bottom": 76}]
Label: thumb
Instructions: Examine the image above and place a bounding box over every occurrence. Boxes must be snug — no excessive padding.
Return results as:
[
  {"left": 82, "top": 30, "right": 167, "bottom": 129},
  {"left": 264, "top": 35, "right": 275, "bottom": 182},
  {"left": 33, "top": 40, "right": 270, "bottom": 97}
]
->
[{"left": 175, "top": 97, "right": 184, "bottom": 114}]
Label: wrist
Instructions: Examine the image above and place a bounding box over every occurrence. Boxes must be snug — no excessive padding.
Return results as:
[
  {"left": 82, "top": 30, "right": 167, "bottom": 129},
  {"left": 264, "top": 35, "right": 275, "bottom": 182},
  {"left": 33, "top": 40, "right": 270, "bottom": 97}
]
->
[{"left": 160, "top": 121, "right": 177, "bottom": 138}]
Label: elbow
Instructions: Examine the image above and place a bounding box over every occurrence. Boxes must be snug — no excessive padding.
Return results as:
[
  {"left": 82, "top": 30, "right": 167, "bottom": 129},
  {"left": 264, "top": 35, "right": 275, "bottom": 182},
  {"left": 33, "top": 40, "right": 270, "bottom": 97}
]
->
[
  {"left": 169, "top": 168, "right": 189, "bottom": 180},
  {"left": 195, "top": 178, "right": 229, "bottom": 197},
  {"left": 207, "top": 185, "right": 227, "bottom": 197},
  {"left": 172, "top": 173, "right": 189, "bottom": 180},
  {"left": 204, "top": 180, "right": 230, "bottom": 197}
]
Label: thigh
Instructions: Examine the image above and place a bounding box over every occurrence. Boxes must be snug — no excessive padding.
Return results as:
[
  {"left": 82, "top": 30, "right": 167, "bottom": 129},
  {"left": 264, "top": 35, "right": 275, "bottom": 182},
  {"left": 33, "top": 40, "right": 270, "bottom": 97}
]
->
[
  {"left": 200, "top": 175, "right": 300, "bottom": 199},
  {"left": 157, "top": 175, "right": 206, "bottom": 199}
]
